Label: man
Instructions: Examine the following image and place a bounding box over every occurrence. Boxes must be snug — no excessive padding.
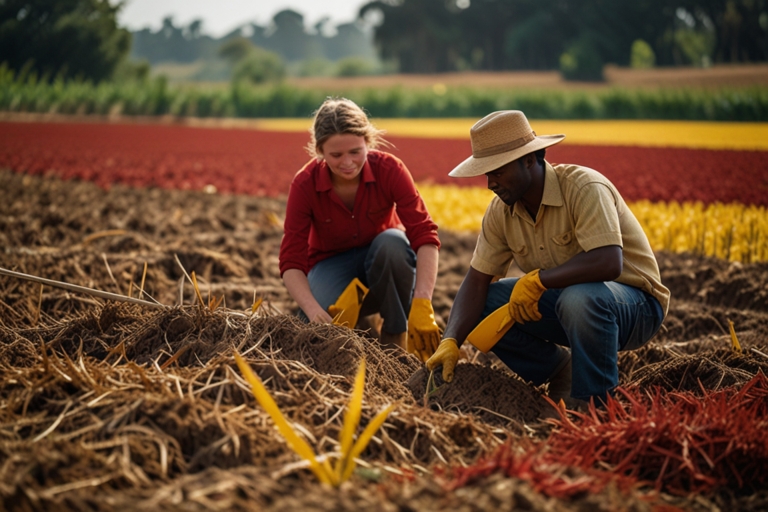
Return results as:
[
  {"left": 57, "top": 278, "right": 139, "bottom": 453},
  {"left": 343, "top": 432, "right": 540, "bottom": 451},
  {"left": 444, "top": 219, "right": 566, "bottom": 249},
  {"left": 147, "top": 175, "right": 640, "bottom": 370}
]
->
[{"left": 426, "top": 110, "right": 669, "bottom": 409}]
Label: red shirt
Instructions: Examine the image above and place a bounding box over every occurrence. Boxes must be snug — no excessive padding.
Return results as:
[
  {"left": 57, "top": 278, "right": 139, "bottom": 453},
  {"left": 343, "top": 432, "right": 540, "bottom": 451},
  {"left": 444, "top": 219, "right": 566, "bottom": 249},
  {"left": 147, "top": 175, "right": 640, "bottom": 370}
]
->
[{"left": 279, "top": 150, "right": 440, "bottom": 276}]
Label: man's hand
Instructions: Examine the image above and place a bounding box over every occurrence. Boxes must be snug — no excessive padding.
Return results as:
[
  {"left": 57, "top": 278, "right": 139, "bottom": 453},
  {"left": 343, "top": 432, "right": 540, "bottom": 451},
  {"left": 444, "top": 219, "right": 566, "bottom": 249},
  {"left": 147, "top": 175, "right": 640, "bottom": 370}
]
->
[
  {"left": 425, "top": 338, "right": 460, "bottom": 383},
  {"left": 407, "top": 298, "right": 441, "bottom": 362},
  {"left": 508, "top": 269, "right": 547, "bottom": 323}
]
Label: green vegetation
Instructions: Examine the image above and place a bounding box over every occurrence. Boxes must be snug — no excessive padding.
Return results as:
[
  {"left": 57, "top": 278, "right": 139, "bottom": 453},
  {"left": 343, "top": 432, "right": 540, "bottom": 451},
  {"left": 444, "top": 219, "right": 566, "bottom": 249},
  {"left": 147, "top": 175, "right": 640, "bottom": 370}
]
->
[
  {"left": 218, "top": 38, "right": 286, "bottom": 85},
  {"left": 0, "top": 0, "right": 131, "bottom": 82},
  {"left": 630, "top": 40, "right": 656, "bottom": 69},
  {"left": 2, "top": 65, "right": 767, "bottom": 121},
  {"left": 361, "top": 0, "right": 768, "bottom": 77}
]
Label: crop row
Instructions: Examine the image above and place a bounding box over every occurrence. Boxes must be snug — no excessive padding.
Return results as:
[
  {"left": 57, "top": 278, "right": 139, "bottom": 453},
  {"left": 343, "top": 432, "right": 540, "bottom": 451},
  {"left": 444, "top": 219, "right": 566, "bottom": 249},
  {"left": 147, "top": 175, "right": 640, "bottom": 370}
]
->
[
  {"left": 2, "top": 121, "right": 766, "bottom": 261},
  {"left": 2, "top": 121, "right": 767, "bottom": 206},
  {"left": 419, "top": 185, "right": 768, "bottom": 263},
  {"left": 2, "top": 68, "right": 768, "bottom": 121}
]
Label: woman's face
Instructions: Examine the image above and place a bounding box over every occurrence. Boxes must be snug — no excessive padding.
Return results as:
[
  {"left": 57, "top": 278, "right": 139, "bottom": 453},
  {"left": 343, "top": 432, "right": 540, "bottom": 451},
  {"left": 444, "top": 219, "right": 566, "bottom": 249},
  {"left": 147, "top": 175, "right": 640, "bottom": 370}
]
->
[{"left": 320, "top": 134, "right": 369, "bottom": 183}]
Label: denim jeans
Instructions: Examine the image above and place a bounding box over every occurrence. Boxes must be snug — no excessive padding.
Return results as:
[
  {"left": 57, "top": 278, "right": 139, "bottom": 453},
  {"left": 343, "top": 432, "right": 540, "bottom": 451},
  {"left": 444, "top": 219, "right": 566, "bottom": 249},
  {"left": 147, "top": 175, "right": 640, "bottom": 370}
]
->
[
  {"left": 485, "top": 278, "right": 664, "bottom": 402},
  {"left": 306, "top": 229, "right": 416, "bottom": 334}
]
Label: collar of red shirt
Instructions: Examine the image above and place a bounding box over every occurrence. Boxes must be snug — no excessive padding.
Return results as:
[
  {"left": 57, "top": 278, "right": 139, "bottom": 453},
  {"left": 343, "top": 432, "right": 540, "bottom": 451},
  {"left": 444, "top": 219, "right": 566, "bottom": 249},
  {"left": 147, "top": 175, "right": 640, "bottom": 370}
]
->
[{"left": 315, "top": 158, "right": 377, "bottom": 192}]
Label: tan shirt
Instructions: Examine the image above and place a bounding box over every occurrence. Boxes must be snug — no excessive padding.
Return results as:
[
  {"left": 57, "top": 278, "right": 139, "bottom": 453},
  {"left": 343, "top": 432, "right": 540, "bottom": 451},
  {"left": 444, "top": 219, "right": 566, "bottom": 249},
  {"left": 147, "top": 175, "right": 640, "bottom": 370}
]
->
[{"left": 471, "top": 162, "right": 670, "bottom": 316}]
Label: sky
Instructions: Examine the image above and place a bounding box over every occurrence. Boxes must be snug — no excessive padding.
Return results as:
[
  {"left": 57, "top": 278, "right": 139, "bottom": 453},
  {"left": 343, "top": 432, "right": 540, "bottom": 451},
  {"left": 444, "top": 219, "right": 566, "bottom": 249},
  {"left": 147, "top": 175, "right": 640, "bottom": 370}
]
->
[{"left": 119, "top": 0, "right": 368, "bottom": 37}]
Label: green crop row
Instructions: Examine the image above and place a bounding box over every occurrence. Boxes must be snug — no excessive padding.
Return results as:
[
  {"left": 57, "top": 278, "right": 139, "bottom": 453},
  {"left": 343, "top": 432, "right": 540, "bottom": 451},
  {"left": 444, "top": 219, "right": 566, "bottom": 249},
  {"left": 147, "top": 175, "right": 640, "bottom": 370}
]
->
[{"left": 2, "top": 65, "right": 767, "bottom": 121}]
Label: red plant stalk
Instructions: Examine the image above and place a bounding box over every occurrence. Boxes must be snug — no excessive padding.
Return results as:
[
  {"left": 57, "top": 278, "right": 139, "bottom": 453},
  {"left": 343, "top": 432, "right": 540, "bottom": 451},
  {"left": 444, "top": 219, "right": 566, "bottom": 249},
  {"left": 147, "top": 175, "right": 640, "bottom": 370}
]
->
[
  {"left": 547, "top": 373, "right": 768, "bottom": 495},
  {"left": 442, "top": 373, "right": 768, "bottom": 498}
]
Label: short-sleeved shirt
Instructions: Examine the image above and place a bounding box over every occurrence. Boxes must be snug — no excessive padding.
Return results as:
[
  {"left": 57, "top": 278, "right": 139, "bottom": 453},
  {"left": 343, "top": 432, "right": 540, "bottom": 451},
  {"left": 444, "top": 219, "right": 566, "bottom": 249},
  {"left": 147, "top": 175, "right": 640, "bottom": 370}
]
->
[
  {"left": 471, "top": 162, "right": 670, "bottom": 316},
  {"left": 279, "top": 150, "right": 440, "bottom": 276}
]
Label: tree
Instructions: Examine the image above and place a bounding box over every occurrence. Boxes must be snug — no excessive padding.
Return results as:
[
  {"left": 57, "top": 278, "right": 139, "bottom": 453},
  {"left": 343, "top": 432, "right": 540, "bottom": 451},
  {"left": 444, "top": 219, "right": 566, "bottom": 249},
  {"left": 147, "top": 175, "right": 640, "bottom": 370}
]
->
[
  {"left": 360, "top": 0, "right": 465, "bottom": 73},
  {"left": 0, "top": 0, "right": 131, "bottom": 82},
  {"left": 267, "top": 10, "right": 313, "bottom": 61},
  {"left": 218, "top": 37, "right": 285, "bottom": 84},
  {"left": 631, "top": 40, "right": 657, "bottom": 68},
  {"left": 361, "top": 0, "right": 767, "bottom": 72}
]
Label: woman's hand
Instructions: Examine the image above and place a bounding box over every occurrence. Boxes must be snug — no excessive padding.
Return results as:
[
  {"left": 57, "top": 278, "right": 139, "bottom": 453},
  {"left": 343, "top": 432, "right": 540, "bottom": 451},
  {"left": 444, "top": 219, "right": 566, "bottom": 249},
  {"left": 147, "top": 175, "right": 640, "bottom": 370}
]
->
[{"left": 310, "top": 307, "right": 334, "bottom": 324}]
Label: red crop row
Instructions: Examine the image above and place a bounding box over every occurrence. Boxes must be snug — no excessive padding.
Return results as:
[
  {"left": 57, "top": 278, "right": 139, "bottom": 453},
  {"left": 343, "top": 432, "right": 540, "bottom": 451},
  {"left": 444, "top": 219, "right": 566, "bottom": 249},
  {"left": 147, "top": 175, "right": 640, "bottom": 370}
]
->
[
  {"left": 2, "top": 121, "right": 767, "bottom": 205},
  {"left": 443, "top": 373, "right": 768, "bottom": 497}
]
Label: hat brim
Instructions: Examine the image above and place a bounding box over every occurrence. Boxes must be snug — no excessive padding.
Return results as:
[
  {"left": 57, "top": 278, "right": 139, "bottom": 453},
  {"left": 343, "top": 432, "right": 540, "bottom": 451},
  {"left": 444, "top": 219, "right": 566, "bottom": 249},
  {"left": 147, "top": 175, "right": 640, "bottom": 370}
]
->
[{"left": 448, "top": 134, "right": 566, "bottom": 178}]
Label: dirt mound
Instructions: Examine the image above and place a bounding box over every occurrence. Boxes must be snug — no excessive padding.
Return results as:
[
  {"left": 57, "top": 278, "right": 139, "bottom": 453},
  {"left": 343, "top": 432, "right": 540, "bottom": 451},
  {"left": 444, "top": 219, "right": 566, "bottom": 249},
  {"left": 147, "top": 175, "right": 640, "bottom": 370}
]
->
[{"left": 2, "top": 169, "right": 768, "bottom": 510}]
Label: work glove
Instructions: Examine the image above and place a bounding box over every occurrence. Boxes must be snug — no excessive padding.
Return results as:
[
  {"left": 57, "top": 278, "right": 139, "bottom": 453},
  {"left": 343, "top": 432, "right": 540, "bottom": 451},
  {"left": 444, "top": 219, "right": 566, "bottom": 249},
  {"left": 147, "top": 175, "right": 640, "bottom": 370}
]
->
[
  {"left": 508, "top": 269, "right": 547, "bottom": 323},
  {"left": 425, "top": 338, "right": 460, "bottom": 383},
  {"left": 465, "top": 304, "right": 514, "bottom": 353},
  {"left": 328, "top": 278, "right": 369, "bottom": 329},
  {"left": 407, "top": 298, "right": 441, "bottom": 362}
]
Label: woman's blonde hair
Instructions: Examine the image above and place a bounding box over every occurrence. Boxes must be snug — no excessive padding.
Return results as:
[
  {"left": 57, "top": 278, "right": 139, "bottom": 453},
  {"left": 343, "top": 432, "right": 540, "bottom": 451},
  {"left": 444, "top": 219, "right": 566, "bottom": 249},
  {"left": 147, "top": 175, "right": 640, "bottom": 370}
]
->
[{"left": 306, "top": 97, "right": 388, "bottom": 158}]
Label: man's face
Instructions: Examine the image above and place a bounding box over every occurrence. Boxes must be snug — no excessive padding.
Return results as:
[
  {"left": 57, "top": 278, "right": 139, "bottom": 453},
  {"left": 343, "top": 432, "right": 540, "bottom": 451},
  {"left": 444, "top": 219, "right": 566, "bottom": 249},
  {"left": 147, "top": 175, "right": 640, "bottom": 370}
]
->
[{"left": 485, "top": 157, "right": 532, "bottom": 206}]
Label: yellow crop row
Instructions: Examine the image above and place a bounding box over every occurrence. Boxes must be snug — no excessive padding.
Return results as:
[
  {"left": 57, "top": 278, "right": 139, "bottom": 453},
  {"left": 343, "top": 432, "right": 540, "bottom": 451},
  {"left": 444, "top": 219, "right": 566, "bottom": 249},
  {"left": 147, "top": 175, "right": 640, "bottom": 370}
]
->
[
  {"left": 417, "top": 184, "right": 768, "bottom": 263},
  {"left": 255, "top": 118, "right": 768, "bottom": 151}
]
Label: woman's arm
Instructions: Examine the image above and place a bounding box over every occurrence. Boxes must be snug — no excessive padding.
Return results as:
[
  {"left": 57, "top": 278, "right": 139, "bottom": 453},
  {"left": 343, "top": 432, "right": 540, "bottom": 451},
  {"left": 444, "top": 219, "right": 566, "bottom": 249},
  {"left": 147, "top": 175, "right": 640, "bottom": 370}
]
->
[
  {"left": 282, "top": 270, "right": 333, "bottom": 323},
  {"left": 413, "top": 244, "right": 439, "bottom": 300}
]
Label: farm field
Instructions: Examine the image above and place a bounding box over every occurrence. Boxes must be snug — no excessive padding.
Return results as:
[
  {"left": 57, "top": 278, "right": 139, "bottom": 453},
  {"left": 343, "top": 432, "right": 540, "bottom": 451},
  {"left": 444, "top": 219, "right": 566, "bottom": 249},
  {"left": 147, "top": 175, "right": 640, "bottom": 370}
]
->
[
  {"left": 285, "top": 64, "right": 768, "bottom": 91},
  {"left": 1, "top": 117, "right": 768, "bottom": 510}
]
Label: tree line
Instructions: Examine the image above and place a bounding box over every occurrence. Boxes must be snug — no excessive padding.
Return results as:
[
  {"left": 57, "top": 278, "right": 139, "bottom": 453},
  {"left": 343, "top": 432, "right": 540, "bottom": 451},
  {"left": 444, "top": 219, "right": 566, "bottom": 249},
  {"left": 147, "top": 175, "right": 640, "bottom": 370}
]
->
[
  {"left": 362, "top": 0, "right": 768, "bottom": 74},
  {"left": 130, "top": 11, "right": 376, "bottom": 66},
  {"left": 0, "top": 0, "right": 766, "bottom": 84}
]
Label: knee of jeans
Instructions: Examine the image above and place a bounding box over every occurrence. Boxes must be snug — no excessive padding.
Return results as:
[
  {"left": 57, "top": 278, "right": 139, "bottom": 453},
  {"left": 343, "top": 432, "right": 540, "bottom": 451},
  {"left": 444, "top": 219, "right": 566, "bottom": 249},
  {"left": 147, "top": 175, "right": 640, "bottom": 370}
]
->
[
  {"left": 556, "top": 283, "right": 611, "bottom": 317},
  {"left": 369, "top": 230, "right": 414, "bottom": 266}
]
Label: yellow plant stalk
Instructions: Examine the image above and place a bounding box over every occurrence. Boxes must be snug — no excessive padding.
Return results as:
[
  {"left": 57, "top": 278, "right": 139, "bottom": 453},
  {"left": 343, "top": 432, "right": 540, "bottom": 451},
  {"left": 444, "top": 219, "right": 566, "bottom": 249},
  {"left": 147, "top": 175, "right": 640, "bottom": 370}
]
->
[
  {"left": 233, "top": 352, "right": 335, "bottom": 485},
  {"left": 234, "top": 353, "right": 393, "bottom": 486},
  {"left": 251, "top": 296, "right": 263, "bottom": 314},
  {"left": 335, "top": 359, "right": 366, "bottom": 480},
  {"left": 190, "top": 271, "right": 206, "bottom": 307},
  {"left": 728, "top": 320, "right": 743, "bottom": 353},
  {"left": 341, "top": 402, "right": 394, "bottom": 482}
]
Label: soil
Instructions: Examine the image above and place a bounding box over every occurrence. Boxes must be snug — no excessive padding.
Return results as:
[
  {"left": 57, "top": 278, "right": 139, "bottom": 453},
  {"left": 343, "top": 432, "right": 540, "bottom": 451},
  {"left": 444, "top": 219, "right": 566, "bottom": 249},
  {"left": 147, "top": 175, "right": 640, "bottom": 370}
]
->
[{"left": 1, "top": 169, "right": 768, "bottom": 511}]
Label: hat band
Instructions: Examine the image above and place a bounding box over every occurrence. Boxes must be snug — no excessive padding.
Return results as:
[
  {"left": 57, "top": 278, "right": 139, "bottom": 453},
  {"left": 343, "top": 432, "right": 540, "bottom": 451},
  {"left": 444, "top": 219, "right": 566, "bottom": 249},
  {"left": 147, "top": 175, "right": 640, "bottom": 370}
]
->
[{"left": 472, "top": 131, "right": 537, "bottom": 159}]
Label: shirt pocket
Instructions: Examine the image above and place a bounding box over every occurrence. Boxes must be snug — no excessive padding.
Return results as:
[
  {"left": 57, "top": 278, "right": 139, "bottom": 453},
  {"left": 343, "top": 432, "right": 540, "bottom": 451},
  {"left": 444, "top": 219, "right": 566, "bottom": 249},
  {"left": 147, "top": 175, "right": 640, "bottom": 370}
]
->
[
  {"left": 511, "top": 243, "right": 529, "bottom": 257},
  {"left": 551, "top": 230, "right": 574, "bottom": 247},
  {"left": 311, "top": 217, "right": 335, "bottom": 251},
  {"left": 550, "top": 229, "right": 580, "bottom": 263},
  {"left": 367, "top": 206, "right": 392, "bottom": 226}
]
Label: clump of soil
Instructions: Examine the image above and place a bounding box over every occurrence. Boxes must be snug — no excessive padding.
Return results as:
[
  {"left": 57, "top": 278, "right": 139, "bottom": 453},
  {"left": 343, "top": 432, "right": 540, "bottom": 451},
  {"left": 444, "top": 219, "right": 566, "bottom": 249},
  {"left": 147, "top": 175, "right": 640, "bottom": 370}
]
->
[{"left": 2, "top": 169, "right": 768, "bottom": 511}]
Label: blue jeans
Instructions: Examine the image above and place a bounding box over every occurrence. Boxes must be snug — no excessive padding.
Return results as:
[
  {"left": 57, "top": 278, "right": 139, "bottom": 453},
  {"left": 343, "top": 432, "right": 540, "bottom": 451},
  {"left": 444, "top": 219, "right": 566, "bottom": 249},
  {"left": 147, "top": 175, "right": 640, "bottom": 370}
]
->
[
  {"left": 485, "top": 278, "right": 664, "bottom": 402},
  {"left": 306, "top": 229, "right": 416, "bottom": 334}
]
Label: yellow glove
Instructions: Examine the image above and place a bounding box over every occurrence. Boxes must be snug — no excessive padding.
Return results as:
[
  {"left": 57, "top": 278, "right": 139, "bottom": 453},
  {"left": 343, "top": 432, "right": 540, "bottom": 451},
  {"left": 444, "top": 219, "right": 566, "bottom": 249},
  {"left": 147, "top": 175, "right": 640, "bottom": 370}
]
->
[
  {"left": 425, "top": 338, "right": 460, "bottom": 383},
  {"left": 407, "top": 298, "right": 441, "bottom": 362},
  {"left": 328, "top": 278, "right": 369, "bottom": 329},
  {"left": 508, "top": 269, "right": 547, "bottom": 323},
  {"left": 465, "top": 304, "right": 515, "bottom": 353}
]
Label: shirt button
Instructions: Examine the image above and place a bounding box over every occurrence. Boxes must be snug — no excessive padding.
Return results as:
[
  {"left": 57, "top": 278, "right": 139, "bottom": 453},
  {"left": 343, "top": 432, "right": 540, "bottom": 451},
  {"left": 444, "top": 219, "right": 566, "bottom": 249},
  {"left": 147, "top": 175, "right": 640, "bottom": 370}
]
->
[
  {"left": 539, "top": 245, "right": 544, "bottom": 250},
  {"left": 351, "top": 215, "right": 355, "bottom": 219}
]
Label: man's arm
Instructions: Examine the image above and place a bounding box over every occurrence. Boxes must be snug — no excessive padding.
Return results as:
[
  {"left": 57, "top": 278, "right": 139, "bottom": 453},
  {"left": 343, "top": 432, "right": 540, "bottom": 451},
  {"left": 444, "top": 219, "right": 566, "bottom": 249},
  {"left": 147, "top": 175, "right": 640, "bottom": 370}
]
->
[
  {"left": 442, "top": 266, "right": 495, "bottom": 347},
  {"left": 539, "top": 245, "right": 622, "bottom": 289}
]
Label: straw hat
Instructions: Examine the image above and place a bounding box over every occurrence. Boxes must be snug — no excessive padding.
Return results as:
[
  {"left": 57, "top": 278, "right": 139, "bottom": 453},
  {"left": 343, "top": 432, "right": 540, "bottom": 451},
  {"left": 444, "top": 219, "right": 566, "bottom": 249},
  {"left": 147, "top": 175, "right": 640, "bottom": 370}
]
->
[{"left": 449, "top": 111, "right": 565, "bottom": 178}]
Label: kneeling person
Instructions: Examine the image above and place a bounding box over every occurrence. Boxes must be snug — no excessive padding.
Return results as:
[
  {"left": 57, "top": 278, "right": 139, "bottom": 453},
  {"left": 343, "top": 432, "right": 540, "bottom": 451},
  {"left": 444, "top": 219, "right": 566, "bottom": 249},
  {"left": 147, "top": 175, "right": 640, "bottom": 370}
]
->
[
  {"left": 279, "top": 98, "right": 442, "bottom": 362},
  {"left": 427, "top": 110, "right": 669, "bottom": 408}
]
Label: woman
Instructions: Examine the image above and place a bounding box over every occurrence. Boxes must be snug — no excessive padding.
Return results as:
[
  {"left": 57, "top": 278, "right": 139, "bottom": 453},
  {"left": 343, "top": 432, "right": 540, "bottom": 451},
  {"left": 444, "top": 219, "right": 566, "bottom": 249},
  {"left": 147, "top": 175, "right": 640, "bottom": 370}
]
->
[{"left": 278, "top": 98, "right": 441, "bottom": 361}]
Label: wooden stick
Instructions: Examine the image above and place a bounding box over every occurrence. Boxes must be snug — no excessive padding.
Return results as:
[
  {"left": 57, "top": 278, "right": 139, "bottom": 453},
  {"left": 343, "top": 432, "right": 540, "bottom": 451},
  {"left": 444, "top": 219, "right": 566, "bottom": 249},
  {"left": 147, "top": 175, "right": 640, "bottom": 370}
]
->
[{"left": 0, "top": 267, "right": 165, "bottom": 309}]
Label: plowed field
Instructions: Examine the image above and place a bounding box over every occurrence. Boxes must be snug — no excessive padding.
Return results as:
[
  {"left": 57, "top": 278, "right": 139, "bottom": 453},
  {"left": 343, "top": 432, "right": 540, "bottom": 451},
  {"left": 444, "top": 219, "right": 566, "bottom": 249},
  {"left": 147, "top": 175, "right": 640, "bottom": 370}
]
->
[{"left": 1, "top": 119, "right": 768, "bottom": 511}]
